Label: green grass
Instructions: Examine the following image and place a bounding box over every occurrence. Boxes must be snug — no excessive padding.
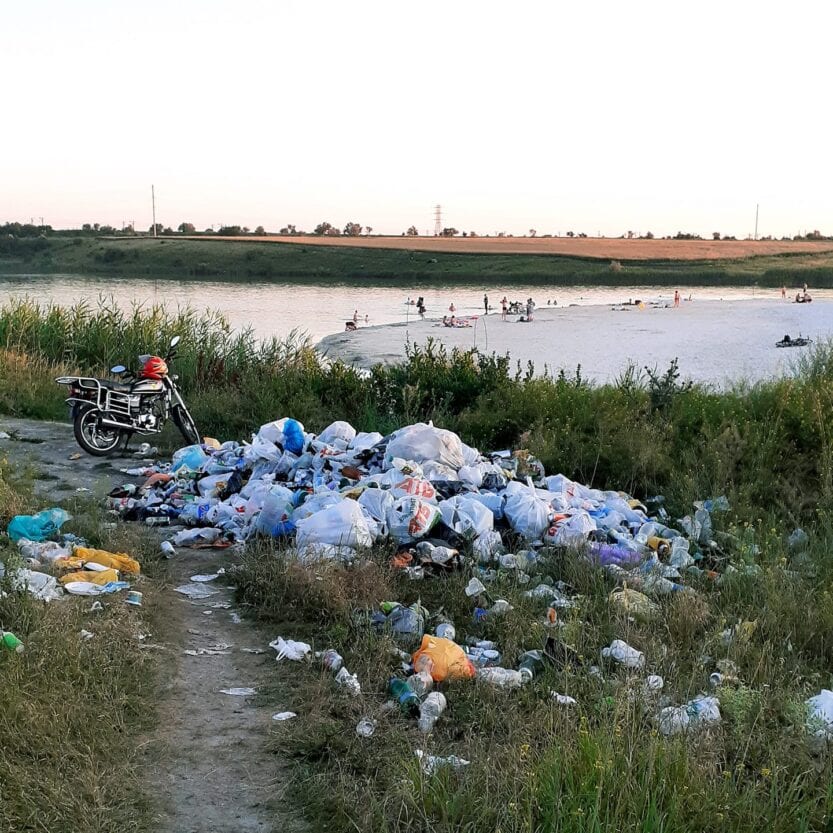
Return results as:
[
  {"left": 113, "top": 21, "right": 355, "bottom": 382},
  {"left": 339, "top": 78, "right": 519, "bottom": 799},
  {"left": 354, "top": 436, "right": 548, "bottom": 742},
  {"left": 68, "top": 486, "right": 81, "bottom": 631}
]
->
[
  {"left": 0, "top": 462, "right": 165, "bottom": 833},
  {"left": 2, "top": 235, "right": 833, "bottom": 286}
]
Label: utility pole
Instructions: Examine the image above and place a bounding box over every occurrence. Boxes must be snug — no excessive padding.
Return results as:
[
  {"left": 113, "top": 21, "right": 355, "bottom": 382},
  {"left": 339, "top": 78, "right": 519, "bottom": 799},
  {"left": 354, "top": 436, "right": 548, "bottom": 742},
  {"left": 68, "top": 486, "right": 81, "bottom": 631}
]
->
[
  {"left": 152, "top": 184, "right": 157, "bottom": 237},
  {"left": 754, "top": 203, "right": 759, "bottom": 241}
]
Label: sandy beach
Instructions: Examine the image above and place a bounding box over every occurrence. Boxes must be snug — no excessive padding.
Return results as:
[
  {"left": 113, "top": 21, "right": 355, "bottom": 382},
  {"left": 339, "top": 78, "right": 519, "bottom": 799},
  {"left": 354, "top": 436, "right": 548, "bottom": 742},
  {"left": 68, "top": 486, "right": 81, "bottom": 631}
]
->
[{"left": 319, "top": 298, "right": 833, "bottom": 387}]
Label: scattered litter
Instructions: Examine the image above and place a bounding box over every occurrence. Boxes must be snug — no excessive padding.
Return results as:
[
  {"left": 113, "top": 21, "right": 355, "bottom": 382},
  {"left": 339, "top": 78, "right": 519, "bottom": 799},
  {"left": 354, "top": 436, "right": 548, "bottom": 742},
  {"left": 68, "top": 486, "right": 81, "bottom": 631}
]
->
[
  {"left": 160, "top": 541, "right": 176, "bottom": 558},
  {"left": 601, "top": 639, "right": 645, "bottom": 669},
  {"left": 219, "top": 687, "right": 256, "bottom": 696},
  {"left": 356, "top": 717, "right": 378, "bottom": 737},
  {"left": 272, "top": 711, "right": 298, "bottom": 721},
  {"left": 659, "top": 695, "right": 721, "bottom": 736},
  {"left": 80, "top": 629, "right": 95, "bottom": 640},
  {"left": 68, "top": 451, "right": 82, "bottom": 460},
  {"left": 0, "top": 431, "right": 11, "bottom": 440},
  {"left": 229, "top": 612, "right": 242, "bottom": 624},
  {"left": 174, "top": 583, "right": 220, "bottom": 600},
  {"left": 335, "top": 667, "right": 361, "bottom": 696},
  {"left": 125, "top": 590, "right": 143, "bottom": 606},
  {"left": 806, "top": 690, "right": 833, "bottom": 740},
  {"left": 415, "top": 749, "right": 470, "bottom": 774},
  {"left": 551, "top": 692, "right": 577, "bottom": 706},
  {"left": 270, "top": 637, "right": 311, "bottom": 662},
  {"left": 190, "top": 570, "right": 224, "bottom": 583},
  {"left": 8, "top": 508, "right": 71, "bottom": 542},
  {"left": 185, "top": 644, "right": 233, "bottom": 657},
  {"left": 241, "top": 647, "right": 266, "bottom": 654}
]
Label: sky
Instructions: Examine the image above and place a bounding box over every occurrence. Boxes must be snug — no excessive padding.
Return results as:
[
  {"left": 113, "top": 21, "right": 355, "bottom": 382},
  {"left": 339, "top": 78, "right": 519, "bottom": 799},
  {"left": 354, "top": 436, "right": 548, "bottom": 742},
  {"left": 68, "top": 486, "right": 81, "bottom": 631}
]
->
[{"left": 3, "top": 0, "right": 832, "bottom": 238}]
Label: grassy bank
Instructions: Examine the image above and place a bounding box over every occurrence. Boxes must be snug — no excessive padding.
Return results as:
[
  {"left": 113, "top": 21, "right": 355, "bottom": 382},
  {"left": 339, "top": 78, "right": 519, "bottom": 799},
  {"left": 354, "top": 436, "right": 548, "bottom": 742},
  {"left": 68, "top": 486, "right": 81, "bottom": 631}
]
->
[
  {"left": 232, "top": 527, "right": 833, "bottom": 832},
  {"left": 0, "top": 463, "right": 164, "bottom": 833},
  {"left": 2, "top": 236, "right": 833, "bottom": 287},
  {"left": 1, "top": 298, "right": 831, "bottom": 523}
]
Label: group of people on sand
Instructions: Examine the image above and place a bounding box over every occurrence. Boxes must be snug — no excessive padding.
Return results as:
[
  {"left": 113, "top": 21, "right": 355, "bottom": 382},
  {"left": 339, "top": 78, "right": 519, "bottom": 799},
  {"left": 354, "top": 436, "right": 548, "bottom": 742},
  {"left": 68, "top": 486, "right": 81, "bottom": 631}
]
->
[{"left": 784, "top": 283, "right": 813, "bottom": 303}]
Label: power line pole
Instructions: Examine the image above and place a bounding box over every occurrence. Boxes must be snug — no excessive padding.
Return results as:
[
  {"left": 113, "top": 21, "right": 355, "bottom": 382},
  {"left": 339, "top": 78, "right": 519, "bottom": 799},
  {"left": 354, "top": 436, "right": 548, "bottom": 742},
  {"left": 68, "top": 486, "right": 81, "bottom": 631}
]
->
[
  {"left": 152, "top": 184, "right": 157, "bottom": 237},
  {"left": 434, "top": 205, "right": 442, "bottom": 237},
  {"left": 754, "top": 203, "right": 759, "bottom": 241}
]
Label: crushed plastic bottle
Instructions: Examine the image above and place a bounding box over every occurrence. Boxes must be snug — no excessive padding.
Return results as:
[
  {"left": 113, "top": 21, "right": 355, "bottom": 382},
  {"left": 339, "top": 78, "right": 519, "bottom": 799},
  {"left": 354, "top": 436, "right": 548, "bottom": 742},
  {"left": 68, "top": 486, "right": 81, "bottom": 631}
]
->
[
  {"left": 476, "top": 666, "right": 528, "bottom": 689},
  {"left": 658, "top": 695, "right": 721, "bottom": 736},
  {"left": 600, "top": 639, "right": 645, "bottom": 669},
  {"left": 415, "top": 749, "right": 470, "bottom": 774},
  {"left": 334, "top": 667, "right": 361, "bottom": 696},
  {"left": 0, "top": 630, "right": 24, "bottom": 653},
  {"left": 407, "top": 670, "right": 434, "bottom": 698},
  {"left": 319, "top": 648, "right": 344, "bottom": 672},
  {"left": 356, "top": 717, "right": 378, "bottom": 738},
  {"left": 418, "top": 691, "right": 447, "bottom": 733}
]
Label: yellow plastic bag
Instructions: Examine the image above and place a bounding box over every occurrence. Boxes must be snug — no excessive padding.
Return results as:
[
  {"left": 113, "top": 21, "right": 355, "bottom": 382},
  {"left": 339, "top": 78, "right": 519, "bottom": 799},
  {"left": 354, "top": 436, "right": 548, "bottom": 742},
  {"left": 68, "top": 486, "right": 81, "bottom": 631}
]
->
[
  {"left": 412, "top": 635, "right": 475, "bottom": 682},
  {"left": 59, "top": 568, "right": 120, "bottom": 586},
  {"left": 72, "top": 547, "right": 141, "bottom": 575}
]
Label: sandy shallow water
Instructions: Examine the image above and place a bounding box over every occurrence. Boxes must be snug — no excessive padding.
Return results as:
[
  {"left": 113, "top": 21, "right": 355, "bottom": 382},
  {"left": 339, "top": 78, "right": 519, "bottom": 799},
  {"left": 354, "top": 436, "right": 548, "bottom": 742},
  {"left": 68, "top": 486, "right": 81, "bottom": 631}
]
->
[{"left": 319, "top": 298, "right": 833, "bottom": 387}]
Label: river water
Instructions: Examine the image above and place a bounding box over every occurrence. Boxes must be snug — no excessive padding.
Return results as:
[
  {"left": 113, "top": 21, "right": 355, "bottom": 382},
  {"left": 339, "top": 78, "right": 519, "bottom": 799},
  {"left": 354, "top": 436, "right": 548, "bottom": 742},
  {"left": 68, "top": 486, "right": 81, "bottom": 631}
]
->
[{"left": 0, "top": 273, "right": 821, "bottom": 344}]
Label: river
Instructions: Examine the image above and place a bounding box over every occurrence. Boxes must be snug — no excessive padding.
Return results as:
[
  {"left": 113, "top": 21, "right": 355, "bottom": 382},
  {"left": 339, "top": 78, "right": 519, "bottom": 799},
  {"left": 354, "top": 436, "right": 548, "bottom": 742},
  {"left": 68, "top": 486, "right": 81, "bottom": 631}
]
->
[{"left": 0, "top": 273, "right": 821, "bottom": 344}]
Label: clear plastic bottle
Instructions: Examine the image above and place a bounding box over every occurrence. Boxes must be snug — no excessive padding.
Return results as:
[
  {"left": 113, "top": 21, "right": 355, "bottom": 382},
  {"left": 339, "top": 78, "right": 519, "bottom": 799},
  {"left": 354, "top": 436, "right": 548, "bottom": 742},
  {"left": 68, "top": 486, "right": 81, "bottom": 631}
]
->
[
  {"left": 407, "top": 670, "right": 434, "bottom": 698},
  {"left": 476, "top": 666, "right": 528, "bottom": 689},
  {"left": 319, "top": 648, "right": 343, "bottom": 672},
  {"left": 418, "top": 691, "right": 447, "bottom": 732}
]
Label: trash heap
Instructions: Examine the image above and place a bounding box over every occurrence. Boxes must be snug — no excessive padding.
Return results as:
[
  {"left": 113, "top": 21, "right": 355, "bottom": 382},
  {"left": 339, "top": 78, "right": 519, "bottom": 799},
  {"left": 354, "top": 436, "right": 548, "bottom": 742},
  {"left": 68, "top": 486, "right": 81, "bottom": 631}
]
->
[
  {"left": 1, "top": 508, "right": 144, "bottom": 605},
  {"left": 109, "top": 417, "right": 763, "bottom": 740}
]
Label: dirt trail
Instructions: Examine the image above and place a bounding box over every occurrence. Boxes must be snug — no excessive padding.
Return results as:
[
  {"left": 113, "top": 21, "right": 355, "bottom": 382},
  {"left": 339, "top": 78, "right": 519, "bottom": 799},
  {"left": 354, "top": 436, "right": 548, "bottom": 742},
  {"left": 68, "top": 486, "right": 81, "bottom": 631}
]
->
[{"left": 0, "top": 418, "right": 304, "bottom": 833}]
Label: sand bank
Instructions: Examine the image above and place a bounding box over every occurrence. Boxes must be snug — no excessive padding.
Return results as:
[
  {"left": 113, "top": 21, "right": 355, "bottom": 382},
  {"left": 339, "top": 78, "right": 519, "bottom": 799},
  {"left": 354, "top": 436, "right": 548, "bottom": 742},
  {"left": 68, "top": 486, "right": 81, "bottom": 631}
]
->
[{"left": 318, "top": 298, "right": 833, "bottom": 387}]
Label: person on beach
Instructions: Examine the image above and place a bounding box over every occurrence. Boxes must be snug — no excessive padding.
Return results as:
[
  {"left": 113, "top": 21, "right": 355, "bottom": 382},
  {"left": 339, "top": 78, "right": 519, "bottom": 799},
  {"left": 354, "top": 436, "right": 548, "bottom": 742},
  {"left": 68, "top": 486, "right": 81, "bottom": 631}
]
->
[
  {"left": 449, "top": 302, "right": 456, "bottom": 315},
  {"left": 673, "top": 290, "right": 680, "bottom": 308},
  {"left": 353, "top": 309, "right": 359, "bottom": 322},
  {"left": 484, "top": 294, "right": 489, "bottom": 315},
  {"left": 781, "top": 286, "right": 786, "bottom": 300},
  {"left": 526, "top": 298, "right": 534, "bottom": 322},
  {"left": 501, "top": 296, "right": 508, "bottom": 320},
  {"left": 365, "top": 314, "right": 369, "bottom": 323}
]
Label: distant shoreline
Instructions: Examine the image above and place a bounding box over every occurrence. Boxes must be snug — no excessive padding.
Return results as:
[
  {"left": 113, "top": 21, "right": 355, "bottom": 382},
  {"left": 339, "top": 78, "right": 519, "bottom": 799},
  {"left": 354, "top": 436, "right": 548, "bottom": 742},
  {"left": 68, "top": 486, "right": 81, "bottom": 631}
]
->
[{"left": 2, "top": 236, "right": 833, "bottom": 287}]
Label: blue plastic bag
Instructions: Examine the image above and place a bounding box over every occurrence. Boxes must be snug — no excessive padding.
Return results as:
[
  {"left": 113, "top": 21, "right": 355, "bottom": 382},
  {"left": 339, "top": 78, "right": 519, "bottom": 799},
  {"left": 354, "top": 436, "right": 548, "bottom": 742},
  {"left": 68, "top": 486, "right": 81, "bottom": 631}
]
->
[
  {"left": 8, "top": 508, "right": 71, "bottom": 542},
  {"left": 283, "top": 419, "right": 305, "bottom": 455}
]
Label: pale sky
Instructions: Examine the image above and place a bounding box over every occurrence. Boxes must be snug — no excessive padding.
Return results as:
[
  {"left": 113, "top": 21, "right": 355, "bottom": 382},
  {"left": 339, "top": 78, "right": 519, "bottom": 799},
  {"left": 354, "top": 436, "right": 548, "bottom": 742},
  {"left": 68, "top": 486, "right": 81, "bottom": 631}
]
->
[{"left": 3, "top": 0, "right": 831, "bottom": 238}]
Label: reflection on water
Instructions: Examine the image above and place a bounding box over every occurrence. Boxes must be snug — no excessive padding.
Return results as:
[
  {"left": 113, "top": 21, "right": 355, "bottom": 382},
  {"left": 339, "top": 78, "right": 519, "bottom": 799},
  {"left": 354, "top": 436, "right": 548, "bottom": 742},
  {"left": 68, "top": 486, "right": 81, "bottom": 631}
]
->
[{"left": 0, "top": 273, "right": 820, "bottom": 343}]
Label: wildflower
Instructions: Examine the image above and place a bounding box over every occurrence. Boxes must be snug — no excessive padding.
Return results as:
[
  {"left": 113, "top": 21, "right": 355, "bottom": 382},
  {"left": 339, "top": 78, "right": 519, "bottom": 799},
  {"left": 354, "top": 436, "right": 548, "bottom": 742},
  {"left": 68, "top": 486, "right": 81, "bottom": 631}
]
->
[{"left": 760, "top": 767, "right": 772, "bottom": 778}]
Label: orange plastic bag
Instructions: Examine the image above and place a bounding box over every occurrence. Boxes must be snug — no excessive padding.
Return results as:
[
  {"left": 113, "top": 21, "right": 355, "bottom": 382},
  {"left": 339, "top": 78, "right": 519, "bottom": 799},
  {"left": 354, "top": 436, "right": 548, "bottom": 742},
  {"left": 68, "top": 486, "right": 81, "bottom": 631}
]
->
[
  {"left": 70, "top": 547, "right": 141, "bottom": 575},
  {"left": 59, "top": 568, "right": 120, "bottom": 586},
  {"left": 412, "top": 635, "right": 475, "bottom": 682}
]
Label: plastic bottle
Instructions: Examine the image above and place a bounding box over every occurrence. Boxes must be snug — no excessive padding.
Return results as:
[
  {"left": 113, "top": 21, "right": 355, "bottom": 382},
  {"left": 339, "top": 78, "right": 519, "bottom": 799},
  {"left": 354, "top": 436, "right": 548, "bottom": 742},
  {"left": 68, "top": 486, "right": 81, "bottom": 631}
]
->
[
  {"left": 407, "top": 670, "right": 434, "bottom": 698},
  {"left": 435, "top": 622, "right": 456, "bottom": 641},
  {"left": 600, "top": 639, "right": 645, "bottom": 669},
  {"left": 517, "top": 650, "right": 545, "bottom": 681},
  {"left": 320, "top": 649, "right": 343, "bottom": 672},
  {"left": 334, "top": 667, "right": 361, "bottom": 695},
  {"left": 160, "top": 541, "right": 176, "bottom": 558},
  {"left": 418, "top": 691, "right": 447, "bottom": 732},
  {"left": 1, "top": 631, "right": 24, "bottom": 653},
  {"left": 389, "top": 677, "right": 421, "bottom": 713},
  {"left": 476, "top": 666, "right": 528, "bottom": 689}
]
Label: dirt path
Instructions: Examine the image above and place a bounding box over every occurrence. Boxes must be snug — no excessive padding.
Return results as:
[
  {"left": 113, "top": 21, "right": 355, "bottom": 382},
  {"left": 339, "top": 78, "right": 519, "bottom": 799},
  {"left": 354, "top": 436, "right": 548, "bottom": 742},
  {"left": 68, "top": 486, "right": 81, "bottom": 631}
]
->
[{"left": 0, "top": 418, "right": 305, "bottom": 833}]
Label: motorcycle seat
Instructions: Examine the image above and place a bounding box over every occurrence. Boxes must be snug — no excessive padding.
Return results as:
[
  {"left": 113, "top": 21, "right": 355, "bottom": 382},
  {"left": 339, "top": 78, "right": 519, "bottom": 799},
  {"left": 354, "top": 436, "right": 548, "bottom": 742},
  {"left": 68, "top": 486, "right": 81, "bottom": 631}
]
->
[{"left": 97, "top": 379, "right": 133, "bottom": 392}]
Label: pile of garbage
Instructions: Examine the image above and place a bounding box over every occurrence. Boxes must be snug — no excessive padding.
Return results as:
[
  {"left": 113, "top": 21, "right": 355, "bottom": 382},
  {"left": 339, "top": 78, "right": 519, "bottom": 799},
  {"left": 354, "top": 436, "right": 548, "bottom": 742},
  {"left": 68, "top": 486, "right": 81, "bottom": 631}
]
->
[
  {"left": 106, "top": 417, "right": 762, "bottom": 739},
  {"left": 1, "top": 507, "right": 143, "bottom": 604}
]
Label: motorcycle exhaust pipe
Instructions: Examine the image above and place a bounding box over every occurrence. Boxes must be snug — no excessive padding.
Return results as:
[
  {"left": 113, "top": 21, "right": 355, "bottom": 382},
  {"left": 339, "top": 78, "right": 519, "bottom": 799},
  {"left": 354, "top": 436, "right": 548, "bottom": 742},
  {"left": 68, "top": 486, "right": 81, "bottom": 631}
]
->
[{"left": 98, "top": 417, "right": 133, "bottom": 430}]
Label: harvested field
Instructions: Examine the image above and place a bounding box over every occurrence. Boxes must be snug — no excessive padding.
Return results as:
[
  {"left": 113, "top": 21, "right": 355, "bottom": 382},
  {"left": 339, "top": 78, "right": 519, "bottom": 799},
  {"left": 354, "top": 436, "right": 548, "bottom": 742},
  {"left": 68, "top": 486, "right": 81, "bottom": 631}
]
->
[{"left": 188, "top": 235, "right": 833, "bottom": 262}]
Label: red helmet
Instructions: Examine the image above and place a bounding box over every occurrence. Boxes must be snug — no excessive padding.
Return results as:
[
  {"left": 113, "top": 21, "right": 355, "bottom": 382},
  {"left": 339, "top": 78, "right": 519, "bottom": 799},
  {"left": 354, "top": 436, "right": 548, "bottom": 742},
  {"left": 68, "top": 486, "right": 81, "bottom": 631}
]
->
[{"left": 140, "top": 356, "right": 168, "bottom": 380}]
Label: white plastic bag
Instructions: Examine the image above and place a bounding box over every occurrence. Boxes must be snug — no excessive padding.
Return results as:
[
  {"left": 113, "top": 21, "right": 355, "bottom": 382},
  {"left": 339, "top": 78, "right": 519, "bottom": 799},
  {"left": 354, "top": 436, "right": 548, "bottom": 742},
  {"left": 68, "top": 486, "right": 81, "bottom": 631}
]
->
[
  {"left": 438, "top": 495, "right": 494, "bottom": 537},
  {"left": 503, "top": 480, "right": 552, "bottom": 541},
  {"left": 386, "top": 423, "right": 464, "bottom": 470},
  {"left": 386, "top": 497, "right": 442, "bottom": 542},
  {"left": 318, "top": 420, "right": 357, "bottom": 445},
  {"left": 350, "top": 431, "right": 384, "bottom": 451},
  {"left": 269, "top": 636, "right": 311, "bottom": 662},
  {"left": 295, "top": 499, "right": 373, "bottom": 552},
  {"left": 357, "top": 488, "right": 395, "bottom": 523}
]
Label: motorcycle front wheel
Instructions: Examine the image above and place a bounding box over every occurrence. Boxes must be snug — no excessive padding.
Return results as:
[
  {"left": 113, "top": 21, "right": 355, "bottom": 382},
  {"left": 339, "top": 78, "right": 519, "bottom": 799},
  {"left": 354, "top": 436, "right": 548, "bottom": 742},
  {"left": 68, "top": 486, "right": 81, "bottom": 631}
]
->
[
  {"left": 73, "top": 405, "right": 126, "bottom": 456},
  {"left": 172, "top": 405, "right": 201, "bottom": 445}
]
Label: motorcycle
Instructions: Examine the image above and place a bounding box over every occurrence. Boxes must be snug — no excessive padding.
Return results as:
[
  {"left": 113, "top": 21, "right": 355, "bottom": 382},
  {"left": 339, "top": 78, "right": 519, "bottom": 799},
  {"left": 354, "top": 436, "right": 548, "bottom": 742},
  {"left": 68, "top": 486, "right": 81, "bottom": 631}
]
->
[{"left": 55, "top": 335, "right": 201, "bottom": 456}]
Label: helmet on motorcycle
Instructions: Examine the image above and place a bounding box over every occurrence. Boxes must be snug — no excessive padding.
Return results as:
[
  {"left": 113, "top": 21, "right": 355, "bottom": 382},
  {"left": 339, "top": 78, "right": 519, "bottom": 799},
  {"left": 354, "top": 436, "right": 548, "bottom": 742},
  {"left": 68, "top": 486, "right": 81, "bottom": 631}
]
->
[{"left": 140, "top": 355, "right": 168, "bottom": 380}]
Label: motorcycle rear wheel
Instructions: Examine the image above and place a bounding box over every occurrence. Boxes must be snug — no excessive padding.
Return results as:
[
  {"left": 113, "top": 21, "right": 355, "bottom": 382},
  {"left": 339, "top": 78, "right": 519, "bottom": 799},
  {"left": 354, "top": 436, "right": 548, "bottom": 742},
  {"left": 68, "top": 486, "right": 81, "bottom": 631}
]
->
[
  {"left": 172, "top": 405, "right": 201, "bottom": 446},
  {"left": 73, "top": 405, "right": 126, "bottom": 456}
]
